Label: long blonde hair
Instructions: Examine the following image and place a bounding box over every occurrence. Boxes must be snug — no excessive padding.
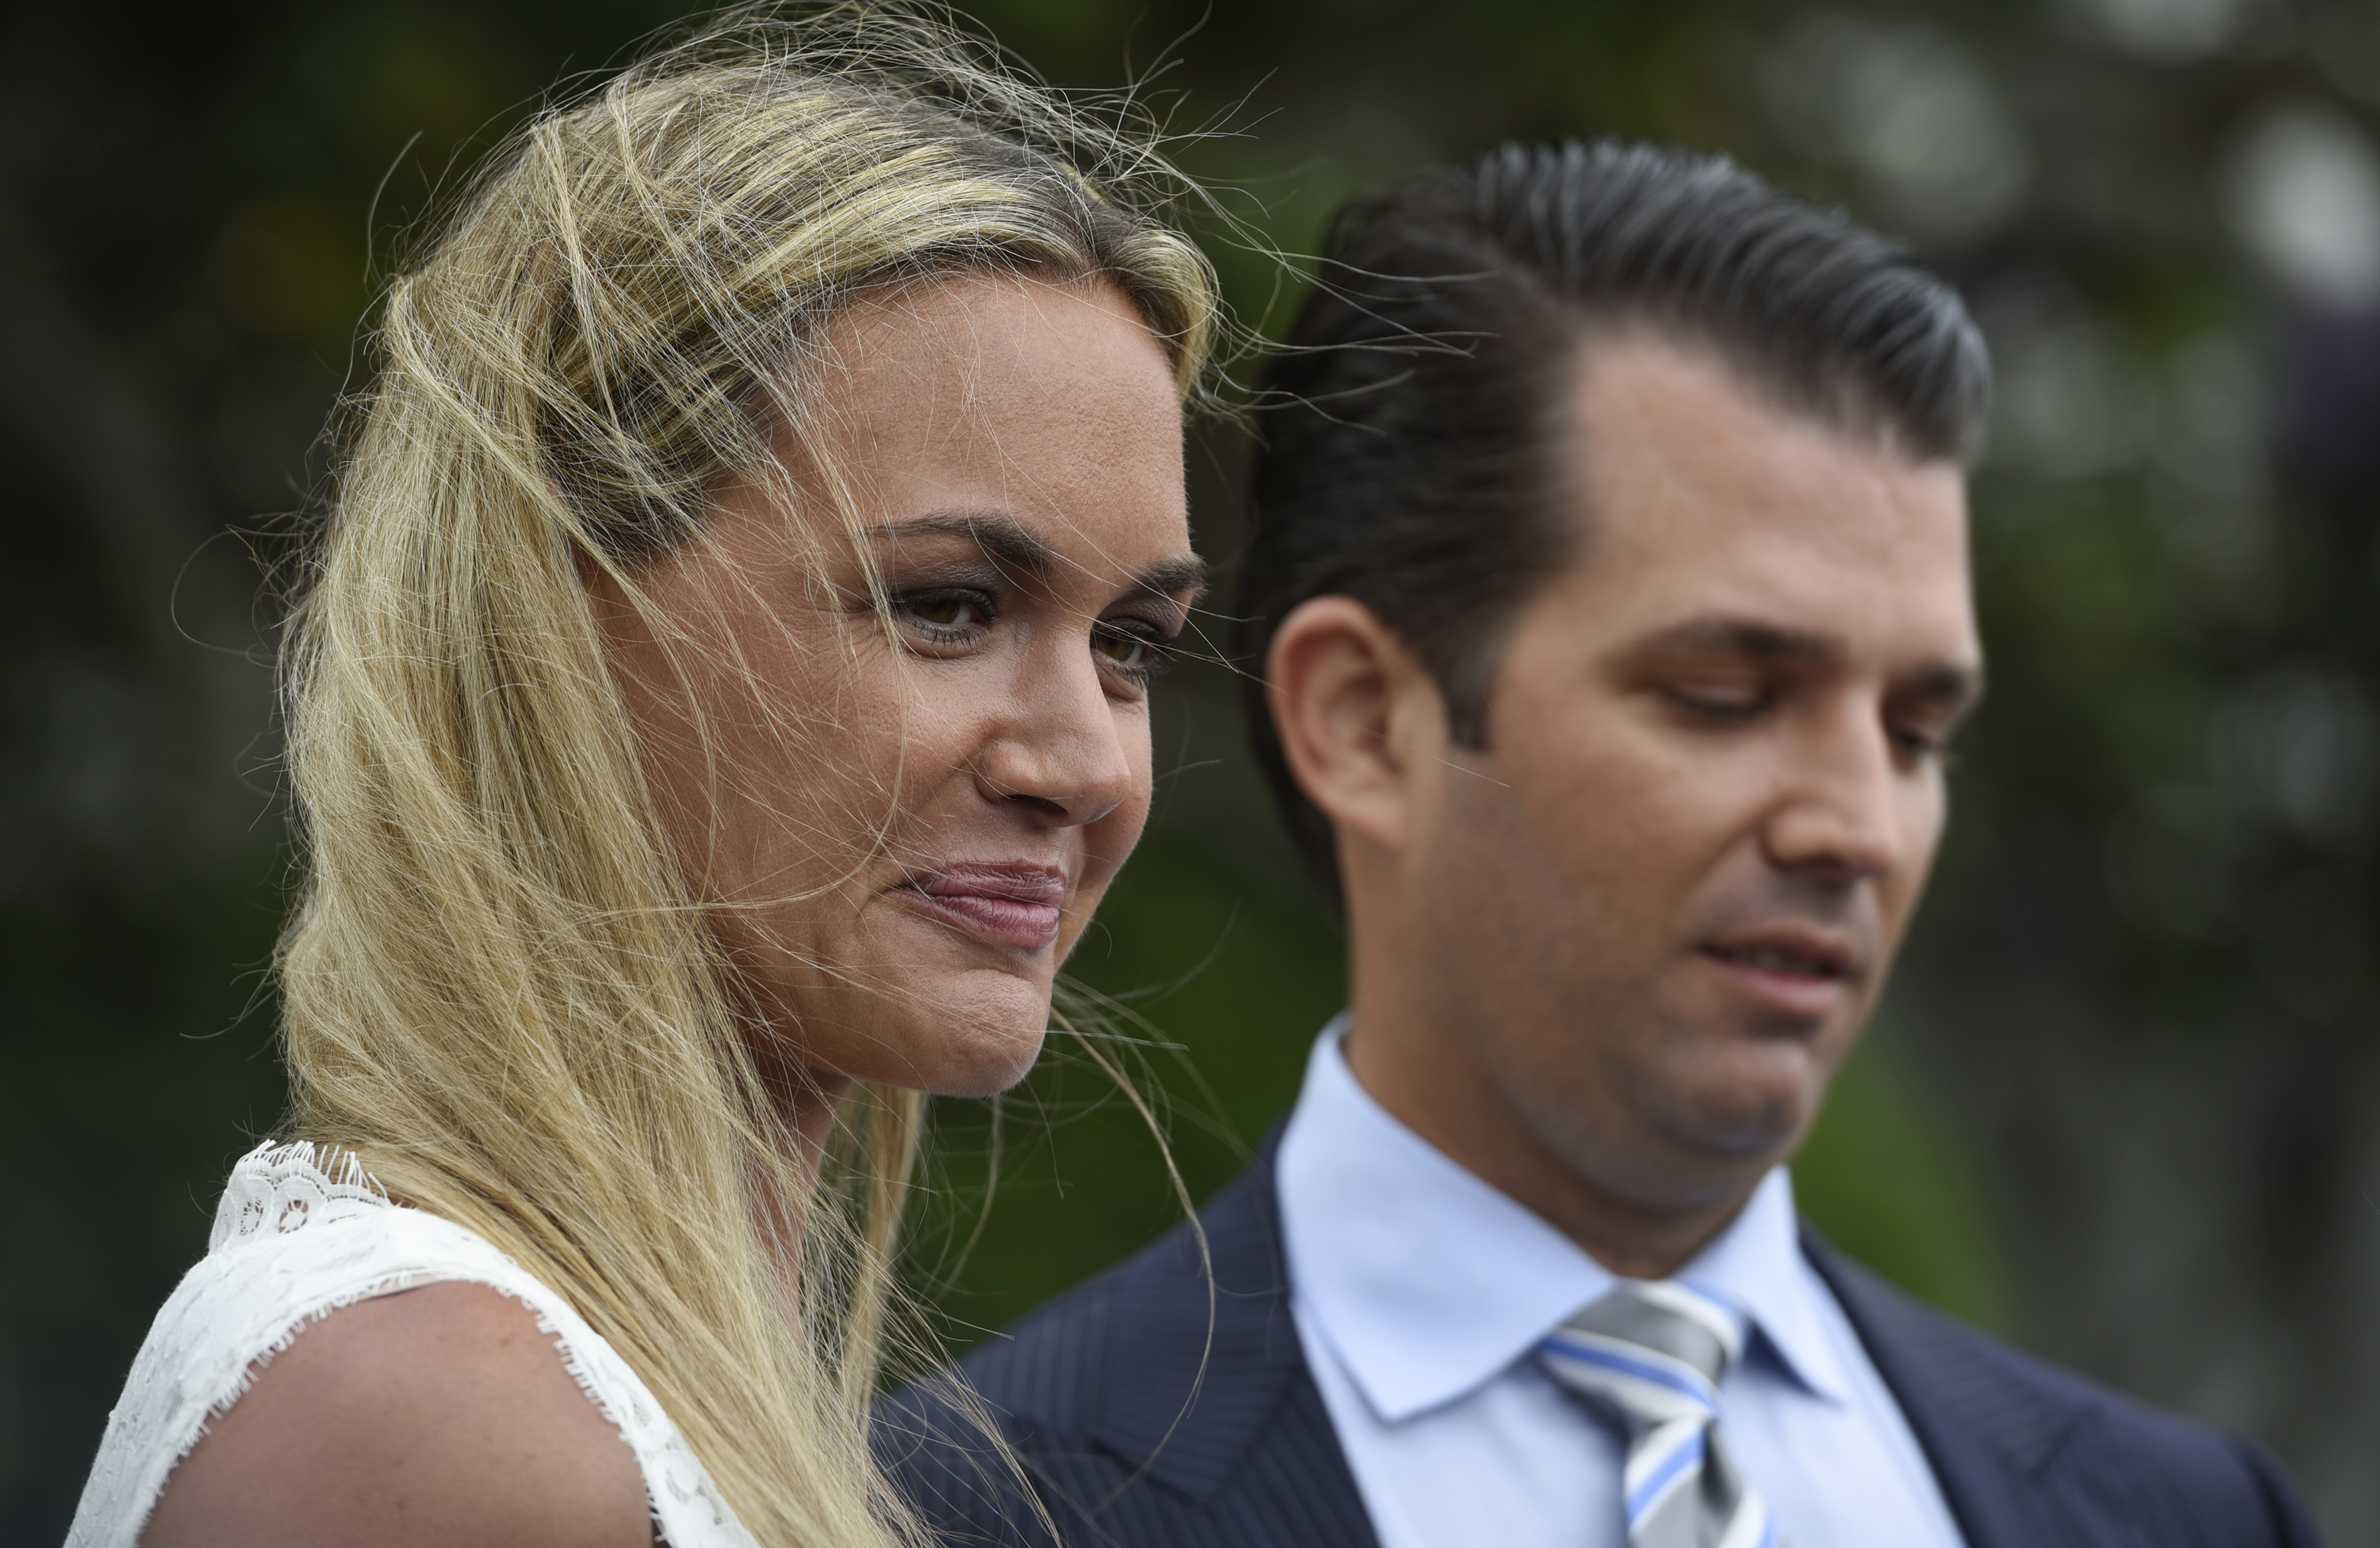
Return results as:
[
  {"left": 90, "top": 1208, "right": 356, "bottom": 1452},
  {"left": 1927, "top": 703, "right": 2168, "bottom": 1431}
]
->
[{"left": 273, "top": 7, "right": 1218, "bottom": 1544}]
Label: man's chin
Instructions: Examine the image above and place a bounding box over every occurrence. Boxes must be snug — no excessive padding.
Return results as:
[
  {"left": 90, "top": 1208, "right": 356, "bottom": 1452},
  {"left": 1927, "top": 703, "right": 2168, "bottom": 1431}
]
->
[
  {"left": 1656, "top": 1065, "right": 1826, "bottom": 1167},
  {"left": 1515, "top": 1081, "right": 1811, "bottom": 1217}
]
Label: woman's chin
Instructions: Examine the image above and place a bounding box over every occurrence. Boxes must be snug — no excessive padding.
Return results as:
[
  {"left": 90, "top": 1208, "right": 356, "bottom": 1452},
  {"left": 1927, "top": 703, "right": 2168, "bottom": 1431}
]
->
[
  {"left": 877, "top": 966, "right": 1053, "bottom": 1096},
  {"left": 908, "top": 1021, "right": 1048, "bottom": 1097}
]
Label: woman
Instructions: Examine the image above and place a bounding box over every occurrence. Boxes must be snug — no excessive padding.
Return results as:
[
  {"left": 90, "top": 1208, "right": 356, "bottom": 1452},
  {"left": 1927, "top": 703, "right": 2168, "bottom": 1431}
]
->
[{"left": 67, "top": 8, "right": 1218, "bottom": 1547}]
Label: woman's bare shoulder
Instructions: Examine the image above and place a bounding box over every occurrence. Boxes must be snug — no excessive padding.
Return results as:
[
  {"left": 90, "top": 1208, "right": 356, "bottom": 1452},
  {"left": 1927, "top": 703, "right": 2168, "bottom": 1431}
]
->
[{"left": 141, "top": 1279, "right": 651, "bottom": 1548}]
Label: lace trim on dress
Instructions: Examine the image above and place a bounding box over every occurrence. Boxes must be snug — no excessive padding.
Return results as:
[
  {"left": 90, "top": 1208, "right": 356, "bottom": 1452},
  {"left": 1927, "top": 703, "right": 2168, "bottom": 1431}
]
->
[
  {"left": 65, "top": 1141, "right": 754, "bottom": 1548},
  {"left": 209, "top": 1140, "right": 389, "bottom": 1249}
]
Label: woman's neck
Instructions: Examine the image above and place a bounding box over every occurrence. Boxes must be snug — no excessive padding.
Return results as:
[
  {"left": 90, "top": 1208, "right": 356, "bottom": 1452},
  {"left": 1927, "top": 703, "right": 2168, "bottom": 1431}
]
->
[{"left": 740, "top": 1033, "right": 854, "bottom": 1288}]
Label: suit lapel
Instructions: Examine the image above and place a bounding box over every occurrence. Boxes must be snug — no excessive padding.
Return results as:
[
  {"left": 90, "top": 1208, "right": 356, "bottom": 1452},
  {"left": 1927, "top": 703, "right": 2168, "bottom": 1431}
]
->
[
  {"left": 1803, "top": 1228, "right": 2090, "bottom": 1548},
  {"left": 1085, "top": 1137, "right": 1377, "bottom": 1543}
]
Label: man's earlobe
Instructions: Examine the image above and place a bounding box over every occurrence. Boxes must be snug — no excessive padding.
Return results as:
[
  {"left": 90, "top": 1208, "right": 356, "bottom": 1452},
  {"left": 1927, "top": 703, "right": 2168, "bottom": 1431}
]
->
[{"left": 1266, "top": 596, "right": 1435, "bottom": 852}]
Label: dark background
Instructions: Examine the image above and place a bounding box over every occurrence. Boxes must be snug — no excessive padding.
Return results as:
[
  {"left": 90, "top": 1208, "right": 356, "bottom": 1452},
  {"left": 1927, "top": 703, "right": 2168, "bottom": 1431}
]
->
[{"left": 6, "top": 0, "right": 2380, "bottom": 1538}]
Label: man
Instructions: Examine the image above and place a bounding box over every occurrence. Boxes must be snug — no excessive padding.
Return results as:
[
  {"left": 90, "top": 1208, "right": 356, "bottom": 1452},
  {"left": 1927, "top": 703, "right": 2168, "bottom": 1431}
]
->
[{"left": 879, "top": 140, "right": 2320, "bottom": 1547}]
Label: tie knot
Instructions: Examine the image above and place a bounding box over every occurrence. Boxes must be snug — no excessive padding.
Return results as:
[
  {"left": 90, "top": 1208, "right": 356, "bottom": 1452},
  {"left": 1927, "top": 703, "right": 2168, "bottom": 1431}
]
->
[{"left": 1537, "top": 1280, "right": 1746, "bottom": 1430}]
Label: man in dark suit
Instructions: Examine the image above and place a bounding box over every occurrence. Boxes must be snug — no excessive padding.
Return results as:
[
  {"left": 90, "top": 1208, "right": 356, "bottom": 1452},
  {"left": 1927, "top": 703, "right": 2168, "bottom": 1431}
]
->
[{"left": 879, "top": 140, "right": 2321, "bottom": 1547}]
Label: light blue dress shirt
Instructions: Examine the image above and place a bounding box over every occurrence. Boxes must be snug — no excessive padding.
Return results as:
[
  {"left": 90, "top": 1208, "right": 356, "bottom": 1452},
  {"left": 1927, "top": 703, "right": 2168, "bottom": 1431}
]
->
[{"left": 1276, "top": 1018, "right": 1969, "bottom": 1548}]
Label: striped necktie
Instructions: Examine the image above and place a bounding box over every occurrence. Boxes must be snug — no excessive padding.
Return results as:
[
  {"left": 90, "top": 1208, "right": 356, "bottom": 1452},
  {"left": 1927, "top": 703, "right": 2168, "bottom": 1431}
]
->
[{"left": 1537, "top": 1280, "right": 1781, "bottom": 1548}]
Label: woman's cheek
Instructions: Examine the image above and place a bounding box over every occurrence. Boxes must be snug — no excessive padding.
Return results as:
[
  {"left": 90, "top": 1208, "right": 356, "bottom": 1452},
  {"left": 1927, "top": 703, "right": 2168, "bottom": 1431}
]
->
[
  {"left": 1121, "top": 708, "right": 1157, "bottom": 831},
  {"left": 855, "top": 662, "right": 963, "bottom": 814},
  {"left": 1087, "top": 762, "right": 1155, "bottom": 886}
]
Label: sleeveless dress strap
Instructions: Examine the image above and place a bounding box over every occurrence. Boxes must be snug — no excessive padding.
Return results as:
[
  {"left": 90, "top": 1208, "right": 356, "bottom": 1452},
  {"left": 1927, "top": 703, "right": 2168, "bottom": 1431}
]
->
[{"left": 66, "top": 1142, "right": 754, "bottom": 1548}]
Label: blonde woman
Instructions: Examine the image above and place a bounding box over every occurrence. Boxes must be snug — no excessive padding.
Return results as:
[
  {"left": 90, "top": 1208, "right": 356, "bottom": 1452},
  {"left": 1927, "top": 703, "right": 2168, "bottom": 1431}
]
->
[{"left": 66, "top": 9, "right": 1218, "bottom": 1547}]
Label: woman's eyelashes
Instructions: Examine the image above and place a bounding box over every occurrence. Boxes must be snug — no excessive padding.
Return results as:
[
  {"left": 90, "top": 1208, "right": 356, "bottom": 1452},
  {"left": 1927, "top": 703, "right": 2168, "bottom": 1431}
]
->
[
  {"left": 1091, "top": 617, "right": 1179, "bottom": 684},
  {"left": 888, "top": 583, "right": 1181, "bottom": 684},
  {"left": 894, "top": 586, "right": 998, "bottom": 647}
]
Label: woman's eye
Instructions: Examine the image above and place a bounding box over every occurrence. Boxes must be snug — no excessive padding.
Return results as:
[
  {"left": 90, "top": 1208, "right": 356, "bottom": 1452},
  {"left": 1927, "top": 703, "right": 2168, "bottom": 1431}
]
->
[
  {"left": 897, "top": 590, "right": 993, "bottom": 639},
  {"left": 1092, "top": 622, "right": 1175, "bottom": 680}
]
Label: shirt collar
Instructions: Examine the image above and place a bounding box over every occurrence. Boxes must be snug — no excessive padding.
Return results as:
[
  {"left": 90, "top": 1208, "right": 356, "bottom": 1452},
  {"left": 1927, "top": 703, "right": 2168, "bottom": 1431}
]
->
[
  {"left": 1276, "top": 1017, "right": 1851, "bottom": 1423},
  {"left": 1683, "top": 1160, "right": 1853, "bottom": 1407}
]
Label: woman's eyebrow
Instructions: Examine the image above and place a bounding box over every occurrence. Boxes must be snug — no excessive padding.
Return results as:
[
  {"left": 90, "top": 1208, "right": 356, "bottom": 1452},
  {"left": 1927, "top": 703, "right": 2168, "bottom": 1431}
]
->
[
  {"left": 1134, "top": 554, "right": 1206, "bottom": 601},
  {"left": 871, "top": 512, "right": 1204, "bottom": 601},
  {"left": 869, "top": 512, "right": 1057, "bottom": 577}
]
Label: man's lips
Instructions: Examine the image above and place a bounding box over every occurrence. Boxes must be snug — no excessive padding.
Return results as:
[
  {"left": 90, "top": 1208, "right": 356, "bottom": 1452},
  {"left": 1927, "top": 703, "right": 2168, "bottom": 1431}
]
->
[
  {"left": 893, "top": 862, "right": 1067, "bottom": 952},
  {"left": 1699, "top": 926, "right": 1862, "bottom": 1019}
]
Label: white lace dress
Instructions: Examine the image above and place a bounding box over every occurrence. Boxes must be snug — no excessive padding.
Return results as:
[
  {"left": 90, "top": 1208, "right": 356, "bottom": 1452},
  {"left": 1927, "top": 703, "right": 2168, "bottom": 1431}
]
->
[{"left": 67, "top": 1141, "right": 755, "bottom": 1548}]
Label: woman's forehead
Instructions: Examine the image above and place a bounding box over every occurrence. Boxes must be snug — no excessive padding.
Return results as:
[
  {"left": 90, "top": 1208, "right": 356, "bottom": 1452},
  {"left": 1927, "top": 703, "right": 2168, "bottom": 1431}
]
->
[{"left": 800, "top": 276, "right": 1189, "bottom": 571}]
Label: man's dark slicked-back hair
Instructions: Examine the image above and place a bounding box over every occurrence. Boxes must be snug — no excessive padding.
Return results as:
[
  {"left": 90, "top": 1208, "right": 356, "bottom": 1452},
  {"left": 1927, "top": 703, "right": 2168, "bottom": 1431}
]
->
[{"left": 1238, "top": 138, "right": 1992, "bottom": 913}]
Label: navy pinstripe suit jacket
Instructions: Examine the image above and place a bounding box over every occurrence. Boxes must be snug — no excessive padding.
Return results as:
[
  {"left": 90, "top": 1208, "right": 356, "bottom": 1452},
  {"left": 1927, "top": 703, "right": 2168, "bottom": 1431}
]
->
[{"left": 877, "top": 1139, "right": 2322, "bottom": 1548}]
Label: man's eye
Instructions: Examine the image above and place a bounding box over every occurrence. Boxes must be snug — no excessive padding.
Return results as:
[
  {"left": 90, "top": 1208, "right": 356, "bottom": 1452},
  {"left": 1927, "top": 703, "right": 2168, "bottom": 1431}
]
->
[
  {"left": 1890, "top": 723, "right": 1954, "bottom": 764},
  {"left": 1667, "top": 684, "right": 1764, "bottom": 718}
]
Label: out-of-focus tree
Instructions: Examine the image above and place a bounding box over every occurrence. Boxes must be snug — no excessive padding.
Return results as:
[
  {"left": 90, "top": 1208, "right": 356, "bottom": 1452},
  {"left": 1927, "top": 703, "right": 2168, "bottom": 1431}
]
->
[{"left": 4, "top": 0, "right": 2377, "bottom": 1539}]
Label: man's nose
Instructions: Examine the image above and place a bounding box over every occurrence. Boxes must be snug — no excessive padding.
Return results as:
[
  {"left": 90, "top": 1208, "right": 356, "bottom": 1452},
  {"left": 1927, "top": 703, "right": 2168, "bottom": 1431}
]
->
[
  {"left": 969, "top": 651, "right": 1136, "bottom": 828},
  {"left": 1761, "top": 705, "right": 1912, "bottom": 884}
]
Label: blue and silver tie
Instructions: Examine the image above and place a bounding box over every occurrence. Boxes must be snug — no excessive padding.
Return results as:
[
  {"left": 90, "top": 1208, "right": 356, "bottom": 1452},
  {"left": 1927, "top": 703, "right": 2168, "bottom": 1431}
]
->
[{"left": 1537, "top": 1280, "right": 1780, "bottom": 1548}]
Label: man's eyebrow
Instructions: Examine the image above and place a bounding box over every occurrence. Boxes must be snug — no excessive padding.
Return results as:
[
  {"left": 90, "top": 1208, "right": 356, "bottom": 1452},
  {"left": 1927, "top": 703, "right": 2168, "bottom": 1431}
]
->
[
  {"left": 1622, "top": 615, "right": 1849, "bottom": 667},
  {"left": 868, "top": 511, "right": 1205, "bottom": 601},
  {"left": 1622, "top": 613, "right": 1985, "bottom": 704},
  {"left": 1901, "top": 660, "right": 1987, "bottom": 714}
]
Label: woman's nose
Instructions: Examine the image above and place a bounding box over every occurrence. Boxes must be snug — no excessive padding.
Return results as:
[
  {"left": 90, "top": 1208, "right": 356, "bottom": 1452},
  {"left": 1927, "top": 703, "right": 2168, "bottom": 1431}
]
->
[{"left": 970, "top": 654, "right": 1139, "bottom": 828}]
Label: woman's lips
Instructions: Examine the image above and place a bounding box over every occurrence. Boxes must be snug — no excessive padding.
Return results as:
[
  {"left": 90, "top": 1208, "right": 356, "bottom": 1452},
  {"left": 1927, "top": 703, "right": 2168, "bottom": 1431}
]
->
[{"left": 894, "top": 862, "right": 1067, "bottom": 952}]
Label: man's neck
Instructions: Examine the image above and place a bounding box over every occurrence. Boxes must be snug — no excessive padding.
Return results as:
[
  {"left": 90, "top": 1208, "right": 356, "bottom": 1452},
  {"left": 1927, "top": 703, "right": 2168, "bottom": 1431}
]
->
[{"left": 1340, "top": 1010, "right": 1765, "bottom": 1282}]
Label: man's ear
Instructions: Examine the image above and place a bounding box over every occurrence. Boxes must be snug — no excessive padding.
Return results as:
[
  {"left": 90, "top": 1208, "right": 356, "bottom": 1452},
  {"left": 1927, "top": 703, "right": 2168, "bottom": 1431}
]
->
[{"left": 1265, "top": 596, "right": 1447, "bottom": 856}]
